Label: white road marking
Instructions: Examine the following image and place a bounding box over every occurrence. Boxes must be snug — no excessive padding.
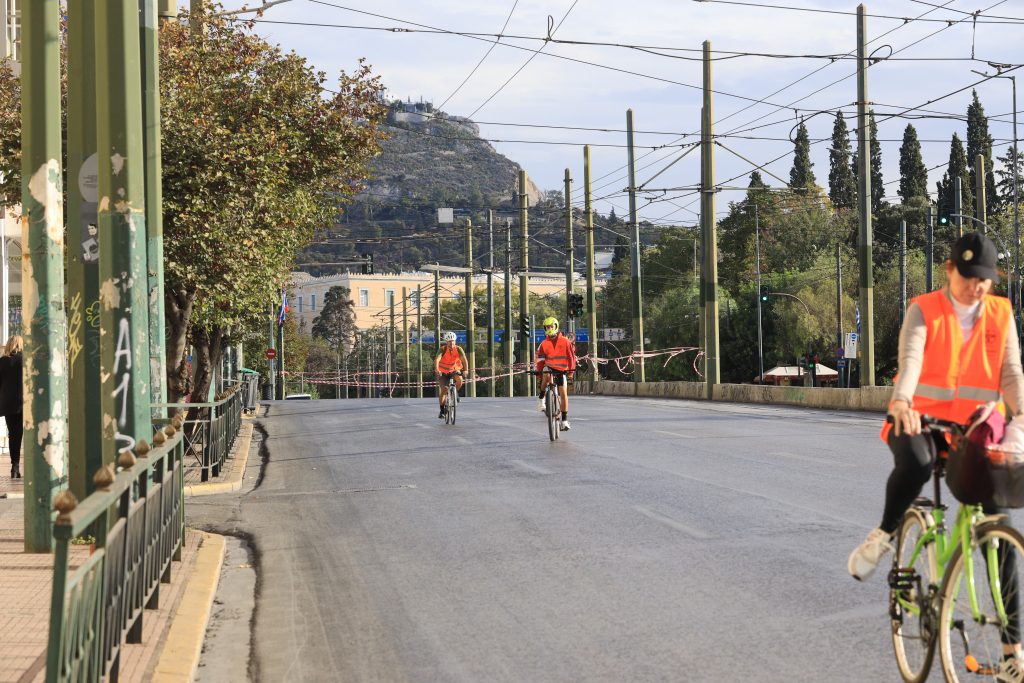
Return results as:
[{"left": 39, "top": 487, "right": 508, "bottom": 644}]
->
[
  {"left": 633, "top": 505, "right": 712, "bottom": 539},
  {"left": 414, "top": 423, "right": 430, "bottom": 429},
  {"left": 389, "top": 412, "right": 402, "bottom": 419},
  {"left": 512, "top": 459, "right": 553, "bottom": 475},
  {"left": 454, "top": 436, "right": 470, "bottom": 445},
  {"left": 767, "top": 451, "right": 855, "bottom": 467},
  {"left": 654, "top": 430, "right": 694, "bottom": 439}
]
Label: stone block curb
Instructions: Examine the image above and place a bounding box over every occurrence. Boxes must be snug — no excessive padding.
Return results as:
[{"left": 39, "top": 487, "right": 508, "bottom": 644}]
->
[{"left": 184, "top": 422, "right": 254, "bottom": 497}]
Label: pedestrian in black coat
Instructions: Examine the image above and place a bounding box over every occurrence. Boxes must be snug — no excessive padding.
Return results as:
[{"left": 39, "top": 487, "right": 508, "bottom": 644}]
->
[{"left": 0, "top": 336, "right": 24, "bottom": 479}]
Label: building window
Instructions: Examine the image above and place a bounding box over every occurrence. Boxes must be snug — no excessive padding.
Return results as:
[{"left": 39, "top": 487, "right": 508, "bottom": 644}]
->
[
  {"left": 297, "top": 295, "right": 303, "bottom": 313},
  {"left": 311, "top": 294, "right": 316, "bottom": 311},
  {"left": 385, "top": 289, "right": 395, "bottom": 307},
  {"left": 359, "top": 289, "right": 369, "bottom": 307},
  {"left": 410, "top": 290, "right": 420, "bottom": 308}
]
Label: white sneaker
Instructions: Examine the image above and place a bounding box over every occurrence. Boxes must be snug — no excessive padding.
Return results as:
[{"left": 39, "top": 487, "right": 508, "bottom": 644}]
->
[
  {"left": 560, "top": 419, "right": 571, "bottom": 431},
  {"left": 847, "top": 528, "right": 893, "bottom": 581},
  {"left": 537, "top": 398, "right": 545, "bottom": 412},
  {"left": 997, "top": 655, "right": 1024, "bottom": 683}
]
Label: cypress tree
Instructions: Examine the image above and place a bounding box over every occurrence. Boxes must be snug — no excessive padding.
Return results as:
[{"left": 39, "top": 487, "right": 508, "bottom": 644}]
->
[
  {"left": 898, "top": 124, "right": 928, "bottom": 203},
  {"left": 828, "top": 112, "right": 856, "bottom": 209},
  {"left": 939, "top": 133, "right": 973, "bottom": 221},
  {"left": 789, "top": 120, "right": 816, "bottom": 190},
  {"left": 869, "top": 111, "right": 884, "bottom": 215},
  {"left": 748, "top": 170, "right": 767, "bottom": 189},
  {"left": 966, "top": 89, "right": 998, "bottom": 214}
]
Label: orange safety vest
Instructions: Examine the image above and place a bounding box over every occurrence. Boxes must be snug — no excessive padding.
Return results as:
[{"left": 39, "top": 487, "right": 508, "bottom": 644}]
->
[
  {"left": 437, "top": 346, "right": 464, "bottom": 373},
  {"left": 538, "top": 334, "right": 574, "bottom": 372},
  {"left": 880, "top": 289, "right": 1011, "bottom": 442}
]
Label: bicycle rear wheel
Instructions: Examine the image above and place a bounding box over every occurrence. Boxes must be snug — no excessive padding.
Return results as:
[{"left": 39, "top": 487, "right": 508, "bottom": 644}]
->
[
  {"left": 447, "top": 385, "right": 457, "bottom": 425},
  {"left": 939, "top": 522, "right": 1024, "bottom": 682},
  {"left": 545, "top": 388, "right": 557, "bottom": 442},
  {"left": 890, "top": 508, "right": 938, "bottom": 683}
]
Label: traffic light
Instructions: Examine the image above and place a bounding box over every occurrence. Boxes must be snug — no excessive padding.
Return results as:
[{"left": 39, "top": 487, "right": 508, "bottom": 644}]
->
[
  {"left": 808, "top": 355, "right": 816, "bottom": 370},
  {"left": 759, "top": 285, "right": 769, "bottom": 302},
  {"left": 938, "top": 214, "right": 949, "bottom": 226},
  {"left": 519, "top": 314, "right": 530, "bottom": 344},
  {"left": 568, "top": 293, "right": 585, "bottom": 319}
]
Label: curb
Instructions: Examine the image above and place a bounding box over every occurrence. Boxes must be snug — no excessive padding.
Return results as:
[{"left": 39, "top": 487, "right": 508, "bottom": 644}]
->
[
  {"left": 151, "top": 531, "right": 226, "bottom": 683},
  {"left": 184, "top": 421, "right": 254, "bottom": 497}
]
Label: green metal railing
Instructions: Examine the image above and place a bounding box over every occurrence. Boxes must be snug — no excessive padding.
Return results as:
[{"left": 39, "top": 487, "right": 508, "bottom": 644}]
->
[
  {"left": 46, "top": 411, "right": 187, "bottom": 683},
  {"left": 157, "top": 386, "right": 243, "bottom": 482}
]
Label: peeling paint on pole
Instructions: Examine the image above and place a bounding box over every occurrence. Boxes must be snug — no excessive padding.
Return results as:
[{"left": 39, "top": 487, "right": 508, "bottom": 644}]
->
[
  {"left": 96, "top": 0, "right": 152, "bottom": 464},
  {"left": 21, "top": 0, "right": 69, "bottom": 552}
]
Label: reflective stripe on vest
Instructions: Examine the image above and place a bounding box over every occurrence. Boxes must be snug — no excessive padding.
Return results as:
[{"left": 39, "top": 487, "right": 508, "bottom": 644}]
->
[
  {"left": 438, "top": 347, "right": 463, "bottom": 373},
  {"left": 540, "top": 336, "right": 572, "bottom": 371},
  {"left": 881, "top": 290, "right": 1010, "bottom": 442}
]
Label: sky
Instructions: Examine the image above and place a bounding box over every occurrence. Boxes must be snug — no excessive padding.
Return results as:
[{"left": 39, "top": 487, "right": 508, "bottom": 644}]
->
[{"left": 199, "top": 0, "right": 1024, "bottom": 228}]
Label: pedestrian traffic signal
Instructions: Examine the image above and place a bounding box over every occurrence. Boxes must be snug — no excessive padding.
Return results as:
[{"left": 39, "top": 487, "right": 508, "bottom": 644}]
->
[
  {"left": 759, "top": 285, "right": 769, "bottom": 302},
  {"left": 808, "top": 355, "right": 816, "bottom": 369}
]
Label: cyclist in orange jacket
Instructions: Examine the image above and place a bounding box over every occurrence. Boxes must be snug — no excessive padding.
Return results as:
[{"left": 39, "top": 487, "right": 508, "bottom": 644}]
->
[
  {"left": 536, "top": 316, "right": 577, "bottom": 430},
  {"left": 435, "top": 331, "right": 468, "bottom": 419}
]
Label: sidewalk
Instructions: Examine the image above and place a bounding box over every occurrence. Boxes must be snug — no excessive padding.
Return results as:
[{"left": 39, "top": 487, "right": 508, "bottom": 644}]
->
[{"left": 0, "top": 417, "right": 256, "bottom": 682}]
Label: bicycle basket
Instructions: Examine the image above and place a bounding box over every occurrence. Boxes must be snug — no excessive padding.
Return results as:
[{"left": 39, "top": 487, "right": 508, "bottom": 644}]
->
[
  {"left": 987, "top": 447, "right": 1024, "bottom": 509},
  {"left": 945, "top": 403, "right": 1004, "bottom": 505}
]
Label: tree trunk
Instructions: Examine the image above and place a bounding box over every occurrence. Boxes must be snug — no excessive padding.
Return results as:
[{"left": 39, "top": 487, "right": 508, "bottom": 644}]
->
[
  {"left": 165, "top": 289, "right": 195, "bottom": 403},
  {"left": 191, "top": 324, "right": 225, "bottom": 409}
]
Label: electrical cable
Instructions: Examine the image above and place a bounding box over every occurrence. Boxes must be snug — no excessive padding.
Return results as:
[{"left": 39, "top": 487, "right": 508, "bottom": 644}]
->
[{"left": 436, "top": 0, "right": 519, "bottom": 112}]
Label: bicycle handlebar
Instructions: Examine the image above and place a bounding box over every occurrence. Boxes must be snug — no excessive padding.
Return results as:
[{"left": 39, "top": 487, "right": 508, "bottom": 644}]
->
[{"left": 886, "top": 413, "right": 966, "bottom": 435}]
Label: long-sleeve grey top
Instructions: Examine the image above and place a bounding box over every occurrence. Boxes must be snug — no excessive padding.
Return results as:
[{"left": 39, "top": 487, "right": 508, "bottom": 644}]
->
[{"left": 891, "top": 288, "right": 1024, "bottom": 416}]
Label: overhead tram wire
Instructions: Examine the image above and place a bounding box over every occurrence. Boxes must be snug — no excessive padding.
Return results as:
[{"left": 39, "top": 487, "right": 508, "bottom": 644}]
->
[
  {"left": 436, "top": 0, "right": 519, "bottom": 112},
  {"left": 468, "top": 0, "right": 579, "bottom": 118},
  {"left": 692, "top": 0, "right": 1024, "bottom": 24}
]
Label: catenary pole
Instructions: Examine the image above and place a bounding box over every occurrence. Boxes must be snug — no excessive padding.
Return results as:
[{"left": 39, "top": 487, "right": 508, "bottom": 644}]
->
[
  {"left": 856, "top": 4, "right": 876, "bottom": 386},
  {"left": 519, "top": 171, "right": 532, "bottom": 397},
  {"left": 626, "top": 110, "right": 646, "bottom": 382},
  {"left": 504, "top": 219, "right": 514, "bottom": 397},
  {"left": 402, "top": 287, "right": 409, "bottom": 398},
  {"left": 899, "top": 219, "right": 907, "bottom": 321},
  {"left": 416, "top": 285, "right": 423, "bottom": 399},
  {"left": 465, "top": 219, "right": 476, "bottom": 397},
  {"left": 584, "top": 146, "right": 598, "bottom": 379},
  {"left": 976, "top": 153, "right": 987, "bottom": 227},
  {"left": 22, "top": 0, "right": 68, "bottom": 552},
  {"left": 701, "top": 41, "right": 720, "bottom": 397},
  {"left": 565, "top": 169, "right": 575, "bottom": 332},
  {"left": 927, "top": 205, "right": 934, "bottom": 291},
  {"left": 487, "top": 209, "right": 495, "bottom": 397},
  {"left": 67, "top": 0, "right": 102, "bottom": 500}
]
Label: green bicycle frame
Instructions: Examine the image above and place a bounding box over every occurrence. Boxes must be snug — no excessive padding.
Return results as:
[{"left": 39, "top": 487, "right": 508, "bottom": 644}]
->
[{"left": 901, "top": 503, "right": 1009, "bottom": 628}]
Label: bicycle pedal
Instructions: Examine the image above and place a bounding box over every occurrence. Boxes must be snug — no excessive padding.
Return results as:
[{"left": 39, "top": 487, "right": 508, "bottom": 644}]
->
[{"left": 888, "top": 567, "right": 918, "bottom": 591}]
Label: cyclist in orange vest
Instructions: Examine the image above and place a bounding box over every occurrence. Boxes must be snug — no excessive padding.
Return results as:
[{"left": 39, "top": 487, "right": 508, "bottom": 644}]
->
[
  {"left": 848, "top": 232, "right": 1024, "bottom": 674},
  {"left": 536, "top": 316, "right": 577, "bottom": 430},
  {"left": 434, "top": 331, "right": 468, "bottom": 419}
]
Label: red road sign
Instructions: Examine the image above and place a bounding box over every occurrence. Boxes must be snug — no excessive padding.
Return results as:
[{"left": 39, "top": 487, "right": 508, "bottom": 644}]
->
[{"left": 265, "top": 348, "right": 277, "bottom": 360}]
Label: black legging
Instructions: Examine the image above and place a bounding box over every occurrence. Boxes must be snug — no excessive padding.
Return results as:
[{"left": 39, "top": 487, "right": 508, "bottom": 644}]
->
[
  {"left": 882, "top": 429, "right": 1020, "bottom": 643},
  {"left": 5, "top": 412, "right": 21, "bottom": 468}
]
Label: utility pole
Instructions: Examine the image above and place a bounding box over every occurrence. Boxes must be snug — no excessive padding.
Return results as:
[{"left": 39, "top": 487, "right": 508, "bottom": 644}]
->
[
  {"left": 976, "top": 153, "right": 987, "bottom": 227},
  {"left": 67, "top": 0, "right": 102, "bottom": 501},
  {"left": 22, "top": 0, "right": 67, "bottom": 552},
  {"left": 277, "top": 314, "right": 285, "bottom": 398},
  {"left": 701, "top": 41, "right": 720, "bottom": 398},
  {"left": 487, "top": 209, "right": 495, "bottom": 397},
  {"left": 584, "top": 145, "right": 598, "bottom": 379},
  {"left": 268, "top": 304, "right": 276, "bottom": 400},
  {"left": 504, "top": 219, "right": 514, "bottom": 397},
  {"left": 416, "top": 284, "right": 423, "bottom": 399},
  {"left": 856, "top": 4, "right": 876, "bottom": 387},
  {"left": 433, "top": 267, "right": 441, "bottom": 356},
  {"left": 926, "top": 205, "right": 934, "bottom": 291},
  {"left": 626, "top": 109, "right": 646, "bottom": 382},
  {"left": 465, "top": 219, "right": 476, "bottom": 397},
  {"left": 97, "top": 0, "right": 152, "bottom": 465},
  {"left": 835, "top": 240, "right": 843, "bottom": 388},
  {"left": 389, "top": 299, "right": 396, "bottom": 398},
  {"left": 519, "top": 171, "right": 532, "bottom": 397},
  {"left": 142, "top": 0, "right": 167, "bottom": 414},
  {"left": 402, "top": 287, "right": 409, "bottom": 399},
  {"left": 899, "top": 219, "right": 907, "bottom": 322},
  {"left": 754, "top": 204, "right": 764, "bottom": 387},
  {"left": 954, "top": 176, "right": 964, "bottom": 237},
  {"left": 565, "top": 169, "right": 575, "bottom": 332}
]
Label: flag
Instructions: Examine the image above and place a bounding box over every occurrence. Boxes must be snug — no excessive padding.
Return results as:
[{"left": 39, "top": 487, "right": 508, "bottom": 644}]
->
[{"left": 277, "top": 289, "right": 288, "bottom": 326}]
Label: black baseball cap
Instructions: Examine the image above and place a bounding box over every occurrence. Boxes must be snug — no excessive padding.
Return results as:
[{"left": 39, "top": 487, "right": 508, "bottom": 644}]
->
[{"left": 952, "top": 231, "right": 1001, "bottom": 284}]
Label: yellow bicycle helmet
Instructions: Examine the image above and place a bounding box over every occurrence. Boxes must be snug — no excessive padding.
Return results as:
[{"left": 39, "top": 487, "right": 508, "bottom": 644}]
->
[{"left": 543, "top": 316, "right": 559, "bottom": 337}]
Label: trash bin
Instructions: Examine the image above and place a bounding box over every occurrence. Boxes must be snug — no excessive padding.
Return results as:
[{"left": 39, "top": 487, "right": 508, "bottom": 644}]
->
[{"left": 261, "top": 382, "right": 273, "bottom": 401}]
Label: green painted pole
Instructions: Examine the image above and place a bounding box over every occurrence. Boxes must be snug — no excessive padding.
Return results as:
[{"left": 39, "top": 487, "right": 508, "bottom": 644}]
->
[
  {"left": 584, "top": 146, "right": 598, "bottom": 378},
  {"left": 67, "top": 1, "right": 103, "bottom": 501},
  {"left": 416, "top": 284, "right": 423, "bottom": 399},
  {"left": 701, "top": 41, "right": 720, "bottom": 398},
  {"left": 626, "top": 110, "right": 646, "bottom": 382},
  {"left": 96, "top": 0, "right": 153, "bottom": 463},
  {"left": 142, "top": 0, "right": 168, "bottom": 414},
  {"left": 402, "top": 287, "right": 409, "bottom": 398},
  {"left": 565, "top": 169, "right": 574, "bottom": 329},
  {"left": 856, "top": 4, "right": 875, "bottom": 386},
  {"left": 465, "top": 220, "right": 476, "bottom": 397},
  {"left": 518, "top": 171, "right": 531, "bottom": 397},
  {"left": 21, "top": 0, "right": 68, "bottom": 552}
]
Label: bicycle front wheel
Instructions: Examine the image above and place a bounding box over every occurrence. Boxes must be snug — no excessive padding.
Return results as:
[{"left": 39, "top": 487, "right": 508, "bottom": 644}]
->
[
  {"left": 545, "top": 389, "right": 557, "bottom": 442},
  {"left": 938, "top": 522, "right": 1024, "bottom": 682},
  {"left": 890, "top": 508, "right": 938, "bottom": 683},
  {"left": 448, "top": 385, "right": 457, "bottom": 425}
]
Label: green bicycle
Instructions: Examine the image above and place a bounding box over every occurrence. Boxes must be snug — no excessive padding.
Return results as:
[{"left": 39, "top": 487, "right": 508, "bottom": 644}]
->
[{"left": 889, "top": 415, "right": 1024, "bottom": 683}]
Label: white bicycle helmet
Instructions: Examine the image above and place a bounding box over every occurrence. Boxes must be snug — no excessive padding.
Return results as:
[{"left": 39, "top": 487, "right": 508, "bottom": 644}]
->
[{"left": 443, "top": 331, "right": 457, "bottom": 343}]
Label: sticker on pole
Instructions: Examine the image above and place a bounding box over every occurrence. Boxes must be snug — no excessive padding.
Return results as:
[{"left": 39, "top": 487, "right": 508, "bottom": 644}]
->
[{"left": 265, "top": 348, "right": 277, "bottom": 360}]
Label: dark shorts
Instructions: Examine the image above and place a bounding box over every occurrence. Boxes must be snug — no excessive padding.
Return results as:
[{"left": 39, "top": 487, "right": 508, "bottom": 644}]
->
[
  {"left": 438, "top": 371, "right": 461, "bottom": 385},
  {"left": 543, "top": 370, "right": 568, "bottom": 387}
]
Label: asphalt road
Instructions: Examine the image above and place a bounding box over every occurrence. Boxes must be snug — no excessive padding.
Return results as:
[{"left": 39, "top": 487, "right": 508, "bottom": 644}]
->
[{"left": 188, "top": 395, "right": 1006, "bottom": 682}]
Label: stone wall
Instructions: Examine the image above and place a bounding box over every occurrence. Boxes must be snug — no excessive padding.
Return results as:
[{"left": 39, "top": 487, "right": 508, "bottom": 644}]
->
[{"left": 580, "top": 380, "right": 890, "bottom": 412}]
